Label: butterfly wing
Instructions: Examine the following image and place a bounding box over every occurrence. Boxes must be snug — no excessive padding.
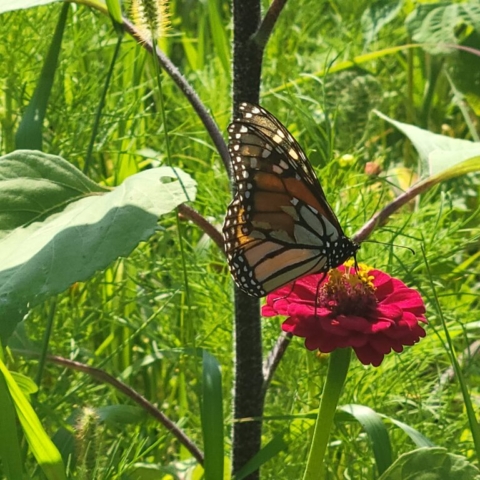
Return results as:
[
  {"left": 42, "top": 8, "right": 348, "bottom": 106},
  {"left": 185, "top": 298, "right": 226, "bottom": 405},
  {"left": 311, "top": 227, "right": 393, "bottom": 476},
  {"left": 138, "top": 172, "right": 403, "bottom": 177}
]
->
[{"left": 223, "top": 103, "right": 358, "bottom": 297}]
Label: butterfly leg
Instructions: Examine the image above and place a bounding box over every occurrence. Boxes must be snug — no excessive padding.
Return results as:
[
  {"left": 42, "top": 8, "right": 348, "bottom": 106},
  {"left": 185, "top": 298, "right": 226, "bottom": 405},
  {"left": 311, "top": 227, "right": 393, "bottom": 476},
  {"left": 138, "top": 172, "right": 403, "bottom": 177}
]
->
[
  {"left": 314, "top": 272, "right": 328, "bottom": 318},
  {"left": 272, "top": 281, "right": 298, "bottom": 305}
]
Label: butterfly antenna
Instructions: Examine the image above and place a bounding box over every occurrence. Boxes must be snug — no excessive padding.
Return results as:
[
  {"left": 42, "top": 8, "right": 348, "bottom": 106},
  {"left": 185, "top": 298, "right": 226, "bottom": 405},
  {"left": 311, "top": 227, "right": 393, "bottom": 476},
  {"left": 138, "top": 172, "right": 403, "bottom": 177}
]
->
[{"left": 363, "top": 239, "right": 415, "bottom": 255}]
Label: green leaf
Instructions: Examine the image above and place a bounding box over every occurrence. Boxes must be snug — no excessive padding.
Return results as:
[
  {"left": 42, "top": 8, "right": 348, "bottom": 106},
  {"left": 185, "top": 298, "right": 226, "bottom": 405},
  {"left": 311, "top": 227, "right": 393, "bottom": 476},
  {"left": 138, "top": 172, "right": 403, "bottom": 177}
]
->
[
  {"left": 0, "top": 367, "right": 23, "bottom": 480},
  {"left": 0, "top": 357, "right": 66, "bottom": 480},
  {"left": 105, "top": 0, "right": 123, "bottom": 31},
  {"left": 234, "top": 436, "right": 287, "bottom": 480},
  {"left": 406, "top": 3, "right": 480, "bottom": 54},
  {"left": 425, "top": 155, "right": 480, "bottom": 187},
  {"left": 381, "top": 416, "right": 435, "bottom": 448},
  {"left": 11, "top": 372, "right": 38, "bottom": 397},
  {"left": 374, "top": 110, "right": 480, "bottom": 176},
  {"left": 339, "top": 404, "right": 392, "bottom": 475},
  {"left": 0, "top": 0, "right": 60, "bottom": 14},
  {"left": 378, "top": 447, "right": 480, "bottom": 480},
  {"left": 361, "top": 0, "right": 403, "bottom": 47},
  {"left": 0, "top": 151, "right": 106, "bottom": 235},
  {"left": 202, "top": 350, "right": 224, "bottom": 480},
  {"left": 15, "top": 4, "right": 68, "bottom": 150},
  {"left": 0, "top": 151, "right": 196, "bottom": 341}
]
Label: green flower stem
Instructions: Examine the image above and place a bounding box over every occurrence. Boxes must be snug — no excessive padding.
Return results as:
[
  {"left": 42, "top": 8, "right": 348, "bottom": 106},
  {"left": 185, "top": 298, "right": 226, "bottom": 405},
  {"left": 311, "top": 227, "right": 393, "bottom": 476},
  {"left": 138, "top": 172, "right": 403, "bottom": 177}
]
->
[{"left": 302, "top": 348, "right": 352, "bottom": 480}]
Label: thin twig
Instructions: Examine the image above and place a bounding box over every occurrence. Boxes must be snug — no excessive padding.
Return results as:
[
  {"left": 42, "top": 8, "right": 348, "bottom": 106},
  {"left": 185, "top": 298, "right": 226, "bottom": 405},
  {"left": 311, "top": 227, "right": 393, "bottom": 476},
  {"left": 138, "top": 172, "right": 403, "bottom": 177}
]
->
[
  {"left": 261, "top": 332, "right": 292, "bottom": 398},
  {"left": 254, "top": 0, "right": 288, "bottom": 52},
  {"left": 15, "top": 350, "right": 204, "bottom": 465},
  {"left": 122, "top": 18, "right": 231, "bottom": 178},
  {"left": 178, "top": 204, "right": 224, "bottom": 252}
]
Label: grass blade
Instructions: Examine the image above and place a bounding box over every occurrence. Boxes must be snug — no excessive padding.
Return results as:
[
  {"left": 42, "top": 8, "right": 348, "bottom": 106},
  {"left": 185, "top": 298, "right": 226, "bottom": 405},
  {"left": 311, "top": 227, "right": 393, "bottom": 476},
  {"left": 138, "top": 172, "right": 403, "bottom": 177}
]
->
[
  {"left": 0, "top": 357, "right": 66, "bottom": 480},
  {"left": 340, "top": 404, "right": 393, "bottom": 475},
  {"left": 15, "top": 3, "right": 69, "bottom": 150},
  {"left": 234, "top": 436, "right": 287, "bottom": 480},
  {"left": 381, "top": 416, "right": 435, "bottom": 448},
  {"left": 0, "top": 364, "right": 23, "bottom": 480},
  {"left": 202, "top": 350, "right": 224, "bottom": 479}
]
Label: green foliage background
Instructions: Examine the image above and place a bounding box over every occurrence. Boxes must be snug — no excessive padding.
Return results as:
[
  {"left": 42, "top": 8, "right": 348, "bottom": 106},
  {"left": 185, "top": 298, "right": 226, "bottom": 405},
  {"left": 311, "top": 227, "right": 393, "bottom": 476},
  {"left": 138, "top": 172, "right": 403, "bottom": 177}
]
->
[{"left": 1, "top": 0, "right": 480, "bottom": 478}]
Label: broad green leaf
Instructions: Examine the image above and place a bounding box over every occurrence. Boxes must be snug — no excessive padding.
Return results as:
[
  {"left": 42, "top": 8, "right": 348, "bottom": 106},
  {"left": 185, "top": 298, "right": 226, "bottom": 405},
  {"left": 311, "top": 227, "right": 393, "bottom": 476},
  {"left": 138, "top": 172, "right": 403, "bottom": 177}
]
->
[
  {"left": 378, "top": 447, "right": 480, "bottom": 480},
  {"left": 375, "top": 110, "right": 480, "bottom": 176},
  {"left": 406, "top": 3, "right": 480, "bottom": 54},
  {"left": 0, "top": 151, "right": 196, "bottom": 341},
  {"left": 15, "top": 4, "right": 68, "bottom": 150},
  {"left": 0, "top": 0, "right": 106, "bottom": 14},
  {"left": 0, "top": 368, "right": 23, "bottom": 480},
  {"left": 361, "top": 0, "right": 403, "bottom": 47},
  {"left": 202, "top": 350, "right": 224, "bottom": 480},
  {"left": 340, "top": 405, "right": 392, "bottom": 475},
  {"left": 420, "top": 156, "right": 480, "bottom": 187},
  {"left": 0, "top": 0, "right": 60, "bottom": 14},
  {"left": 234, "top": 436, "right": 287, "bottom": 480},
  {"left": 0, "top": 150, "right": 107, "bottom": 235},
  {"left": 0, "top": 358, "right": 66, "bottom": 480}
]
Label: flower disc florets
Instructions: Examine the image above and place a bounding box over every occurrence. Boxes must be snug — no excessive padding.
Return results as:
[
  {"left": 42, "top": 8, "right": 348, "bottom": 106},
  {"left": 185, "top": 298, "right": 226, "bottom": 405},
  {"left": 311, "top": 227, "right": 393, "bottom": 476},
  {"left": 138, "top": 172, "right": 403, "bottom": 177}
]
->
[{"left": 262, "top": 263, "right": 427, "bottom": 367}]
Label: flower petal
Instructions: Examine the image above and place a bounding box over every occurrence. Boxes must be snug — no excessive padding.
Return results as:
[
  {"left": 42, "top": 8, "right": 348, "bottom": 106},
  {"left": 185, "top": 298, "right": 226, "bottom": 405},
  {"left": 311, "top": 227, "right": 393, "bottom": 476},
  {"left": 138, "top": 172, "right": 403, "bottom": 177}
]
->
[{"left": 264, "top": 265, "right": 427, "bottom": 367}]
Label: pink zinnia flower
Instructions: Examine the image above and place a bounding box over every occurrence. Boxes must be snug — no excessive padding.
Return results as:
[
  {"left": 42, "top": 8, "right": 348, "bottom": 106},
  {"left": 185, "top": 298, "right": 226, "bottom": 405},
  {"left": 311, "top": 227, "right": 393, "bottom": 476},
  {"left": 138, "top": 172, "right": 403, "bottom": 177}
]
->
[{"left": 262, "top": 263, "right": 427, "bottom": 367}]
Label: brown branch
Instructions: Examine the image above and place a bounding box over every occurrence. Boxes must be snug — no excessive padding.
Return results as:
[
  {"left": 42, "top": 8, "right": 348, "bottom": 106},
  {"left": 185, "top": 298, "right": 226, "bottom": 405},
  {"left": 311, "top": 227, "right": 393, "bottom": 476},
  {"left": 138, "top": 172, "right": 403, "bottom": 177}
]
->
[
  {"left": 262, "top": 332, "right": 292, "bottom": 398},
  {"left": 178, "top": 204, "right": 224, "bottom": 252},
  {"left": 254, "top": 0, "right": 289, "bottom": 52},
  {"left": 15, "top": 350, "right": 204, "bottom": 465}
]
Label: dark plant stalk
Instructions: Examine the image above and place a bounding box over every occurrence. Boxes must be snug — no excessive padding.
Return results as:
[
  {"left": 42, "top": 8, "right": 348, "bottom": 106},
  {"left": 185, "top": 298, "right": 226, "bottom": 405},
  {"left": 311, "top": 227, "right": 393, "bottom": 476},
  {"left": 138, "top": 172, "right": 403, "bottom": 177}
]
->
[
  {"left": 230, "top": 1, "right": 264, "bottom": 478},
  {"left": 84, "top": 31, "right": 124, "bottom": 175},
  {"left": 16, "top": 351, "right": 204, "bottom": 465}
]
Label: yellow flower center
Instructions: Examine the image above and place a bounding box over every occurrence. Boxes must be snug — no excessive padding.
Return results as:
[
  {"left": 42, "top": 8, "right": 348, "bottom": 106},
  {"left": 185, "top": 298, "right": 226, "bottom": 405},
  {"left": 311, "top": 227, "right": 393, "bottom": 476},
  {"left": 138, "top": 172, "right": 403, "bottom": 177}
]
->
[{"left": 319, "top": 262, "right": 377, "bottom": 316}]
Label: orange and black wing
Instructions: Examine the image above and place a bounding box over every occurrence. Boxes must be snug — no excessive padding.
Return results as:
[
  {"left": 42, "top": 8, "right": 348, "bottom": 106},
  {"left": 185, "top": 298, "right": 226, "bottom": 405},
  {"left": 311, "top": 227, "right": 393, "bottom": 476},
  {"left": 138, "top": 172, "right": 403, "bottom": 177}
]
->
[{"left": 223, "top": 103, "right": 358, "bottom": 297}]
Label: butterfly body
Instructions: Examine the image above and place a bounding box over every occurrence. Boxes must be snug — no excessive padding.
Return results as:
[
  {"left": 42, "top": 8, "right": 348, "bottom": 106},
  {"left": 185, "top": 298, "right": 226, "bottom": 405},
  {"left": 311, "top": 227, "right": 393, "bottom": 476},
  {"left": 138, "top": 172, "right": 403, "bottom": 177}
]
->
[{"left": 223, "top": 103, "right": 359, "bottom": 297}]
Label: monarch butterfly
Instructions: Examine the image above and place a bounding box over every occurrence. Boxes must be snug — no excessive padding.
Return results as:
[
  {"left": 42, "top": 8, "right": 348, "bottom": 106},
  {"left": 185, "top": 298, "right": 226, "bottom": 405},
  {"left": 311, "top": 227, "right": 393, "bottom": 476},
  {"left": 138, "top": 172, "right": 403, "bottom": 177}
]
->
[{"left": 223, "top": 103, "right": 359, "bottom": 297}]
